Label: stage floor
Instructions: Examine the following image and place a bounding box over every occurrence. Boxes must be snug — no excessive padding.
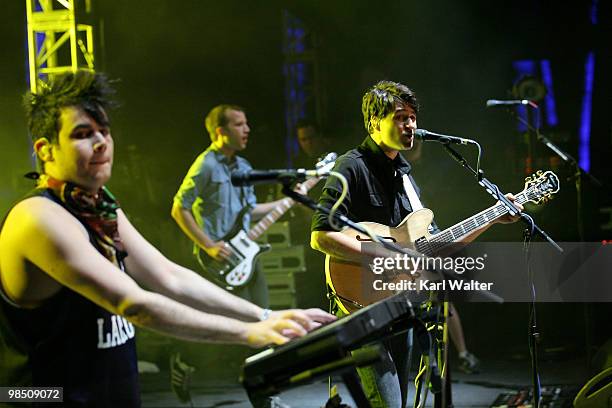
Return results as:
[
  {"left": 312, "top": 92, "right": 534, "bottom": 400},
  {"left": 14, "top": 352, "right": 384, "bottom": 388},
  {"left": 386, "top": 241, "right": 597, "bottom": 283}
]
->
[{"left": 139, "top": 356, "right": 587, "bottom": 407}]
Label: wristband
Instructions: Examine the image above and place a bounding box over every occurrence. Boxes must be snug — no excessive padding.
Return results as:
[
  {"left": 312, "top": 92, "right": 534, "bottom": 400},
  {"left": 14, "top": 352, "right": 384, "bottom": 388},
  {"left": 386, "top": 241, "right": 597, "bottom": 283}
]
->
[{"left": 260, "top": 308, "right": 272, "bottom": 321}]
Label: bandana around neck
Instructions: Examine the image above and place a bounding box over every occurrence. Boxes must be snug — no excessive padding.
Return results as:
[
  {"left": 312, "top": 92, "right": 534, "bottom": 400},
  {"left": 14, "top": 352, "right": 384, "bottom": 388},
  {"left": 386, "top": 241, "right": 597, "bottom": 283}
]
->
[{"left": 37, "top": 175, "right": 127, "bottom": 263}]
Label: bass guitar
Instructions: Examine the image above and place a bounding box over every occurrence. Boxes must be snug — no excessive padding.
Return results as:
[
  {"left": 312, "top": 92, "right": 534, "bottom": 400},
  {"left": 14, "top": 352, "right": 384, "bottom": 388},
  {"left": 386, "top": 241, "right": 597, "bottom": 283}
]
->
[
  {"left": 325, "top": 170, "right": 560, "bottom": 313},
  {"left": 200, "top": 153, "right": 337, "bottom": 288}
]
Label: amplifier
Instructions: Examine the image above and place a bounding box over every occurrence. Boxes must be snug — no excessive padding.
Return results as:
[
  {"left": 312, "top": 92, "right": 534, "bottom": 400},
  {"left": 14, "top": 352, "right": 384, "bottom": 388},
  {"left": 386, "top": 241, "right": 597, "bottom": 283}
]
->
[
  {"left": 267, "top": 288, "right": 297, "bottom": 309},
  {"left": 255, "top": 222, "right": 292, "bottom": 249},
  {"left": 259, "top": 245, "right": 306, "bottom": 273}
]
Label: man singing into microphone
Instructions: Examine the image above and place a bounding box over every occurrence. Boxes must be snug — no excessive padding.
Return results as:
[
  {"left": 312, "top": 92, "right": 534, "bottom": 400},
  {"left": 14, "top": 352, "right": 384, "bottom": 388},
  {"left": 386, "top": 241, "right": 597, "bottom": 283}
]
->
[
  {"left": 172, "top": 104, "right": 290, "bottom": 307},
  {"left": 311, "top": 80, "right": 521, "bottom": 407}
]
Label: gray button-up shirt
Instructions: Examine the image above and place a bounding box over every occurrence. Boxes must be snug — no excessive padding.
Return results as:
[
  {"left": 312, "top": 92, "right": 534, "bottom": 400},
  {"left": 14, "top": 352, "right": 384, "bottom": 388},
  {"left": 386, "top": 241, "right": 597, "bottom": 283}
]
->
[{"left": 174, "top": 146, "right": 257, "bottom": 247}]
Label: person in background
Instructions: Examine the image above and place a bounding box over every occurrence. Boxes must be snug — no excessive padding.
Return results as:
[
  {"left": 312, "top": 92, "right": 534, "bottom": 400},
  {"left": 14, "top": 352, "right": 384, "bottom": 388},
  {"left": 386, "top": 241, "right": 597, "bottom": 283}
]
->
[{"left": 292, "top": 118, "right": 331, "bottom": 169}]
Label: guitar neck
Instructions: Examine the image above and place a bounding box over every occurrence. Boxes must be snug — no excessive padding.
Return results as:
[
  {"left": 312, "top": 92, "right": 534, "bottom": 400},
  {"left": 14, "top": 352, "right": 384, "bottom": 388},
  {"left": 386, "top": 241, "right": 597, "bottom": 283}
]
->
[
  {"left": 425, "top": 189, "right": 530, "bottom": 253},
  {"left": 247, "top": 198, "right": 294, "bottom": 241},
  {"left": 246, "top": 176, "right": 321, "bottom": 241}
]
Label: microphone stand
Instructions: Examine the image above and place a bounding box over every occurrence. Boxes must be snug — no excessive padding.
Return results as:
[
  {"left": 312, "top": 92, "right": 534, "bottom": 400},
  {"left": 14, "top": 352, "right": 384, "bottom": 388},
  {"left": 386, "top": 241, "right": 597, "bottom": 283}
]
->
[
  {"left": 502, "top": 107, "right": 606, "bottom": 374},
  {"left": 441, "top": 144, "right": 562, "bottom": 252},
  {"left": 441, "top": 142, "right": 563, "bottom": 408},
  {"left": 503, "top": 107, "right": 603, "bottom": 242}
]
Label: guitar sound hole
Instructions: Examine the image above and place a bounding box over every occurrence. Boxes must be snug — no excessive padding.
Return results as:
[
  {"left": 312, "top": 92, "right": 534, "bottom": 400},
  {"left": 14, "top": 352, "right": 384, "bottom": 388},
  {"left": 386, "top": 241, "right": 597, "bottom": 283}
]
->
[{"left": 356, "top": 235, "right": 396, "bottom": 242}]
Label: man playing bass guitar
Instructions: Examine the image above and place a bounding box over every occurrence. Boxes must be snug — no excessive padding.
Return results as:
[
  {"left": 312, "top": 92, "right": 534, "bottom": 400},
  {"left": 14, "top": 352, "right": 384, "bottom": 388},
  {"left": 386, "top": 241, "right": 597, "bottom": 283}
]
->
[{"left": 172, "top": 104, "right": 293, "bottom": 307}]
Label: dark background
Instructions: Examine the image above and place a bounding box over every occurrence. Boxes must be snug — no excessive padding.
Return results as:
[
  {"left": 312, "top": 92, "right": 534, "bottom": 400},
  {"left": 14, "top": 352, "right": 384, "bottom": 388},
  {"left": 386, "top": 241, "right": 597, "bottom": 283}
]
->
[{"left": 1, "top": 0, "right": 611, "bottom": 383}]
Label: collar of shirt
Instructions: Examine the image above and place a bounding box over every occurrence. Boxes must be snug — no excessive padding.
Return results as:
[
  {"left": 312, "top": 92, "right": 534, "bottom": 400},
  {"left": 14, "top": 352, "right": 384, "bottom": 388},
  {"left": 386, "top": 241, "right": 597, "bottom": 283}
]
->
[
  {"left": 209, "top": 145, "right": 238, "bottom": 167},
  {"left": 357, "top": 135, "right": 412, "bottom": 178}
]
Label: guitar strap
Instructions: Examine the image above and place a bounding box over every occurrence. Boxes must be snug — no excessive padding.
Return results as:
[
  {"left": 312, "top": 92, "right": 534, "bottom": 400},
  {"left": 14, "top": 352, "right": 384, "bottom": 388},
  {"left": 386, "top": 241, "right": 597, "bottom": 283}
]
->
[
  {"left": 239, "top": 182, "right": 246, "bottom": 207},
  {"left": 239, "top": 183, "right": 255, "bottom": 217},
  {"left": 402, "top": 174, "right": 439, "bottom": 234},
  {"left": 402, "top": 174, "right": 424, "bottom": 211},
  {"left": 234, "top": 162, "right": 254, "bottom": 219}
]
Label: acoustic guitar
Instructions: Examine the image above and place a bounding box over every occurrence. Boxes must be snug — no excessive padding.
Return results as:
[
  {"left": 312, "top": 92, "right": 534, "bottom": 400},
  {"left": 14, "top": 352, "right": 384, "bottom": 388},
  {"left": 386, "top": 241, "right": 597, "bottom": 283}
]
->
[{"left": 325, "top": 170, "right": 560, "bottom": 313}]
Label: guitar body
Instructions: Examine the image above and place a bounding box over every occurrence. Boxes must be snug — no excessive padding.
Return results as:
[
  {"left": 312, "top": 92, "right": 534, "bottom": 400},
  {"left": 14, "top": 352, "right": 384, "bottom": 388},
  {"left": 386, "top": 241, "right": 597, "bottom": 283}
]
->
[
  {"left": 326, "top": 209, "right": 435, "bottom": 313},
  {"left": 198, "top": 208, "right": 271, "bottom": 288},
  {"left": 200, "top": 229, "right": 271, "bottom": 287}
]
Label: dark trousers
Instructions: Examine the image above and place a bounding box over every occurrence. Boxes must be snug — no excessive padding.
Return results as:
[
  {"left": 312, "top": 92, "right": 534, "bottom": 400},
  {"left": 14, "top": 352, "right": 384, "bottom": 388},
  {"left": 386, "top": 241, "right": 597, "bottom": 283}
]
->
[{"left": 336, "top": 308, "right": 413, "bottom": 408}]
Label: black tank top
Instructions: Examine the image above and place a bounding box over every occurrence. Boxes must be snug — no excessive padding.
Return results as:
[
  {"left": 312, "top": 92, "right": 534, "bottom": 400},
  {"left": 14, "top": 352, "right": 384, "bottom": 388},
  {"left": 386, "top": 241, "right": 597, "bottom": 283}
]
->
[{"left": 0, "top": 188, "right": 141, "bottom": 407}]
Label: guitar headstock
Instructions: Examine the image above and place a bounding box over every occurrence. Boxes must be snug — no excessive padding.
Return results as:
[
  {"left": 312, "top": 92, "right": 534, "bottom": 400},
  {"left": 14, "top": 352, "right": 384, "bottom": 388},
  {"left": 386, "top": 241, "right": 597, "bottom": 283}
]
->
[
  {"left": 523, "top": 170, "right": 560, "bottom": 204},
  {"left": 301, "top": 152, "right": 338, "bottom": 192},
  {"left": 316, "top": 152, "right": 338, "bottom": 173}
]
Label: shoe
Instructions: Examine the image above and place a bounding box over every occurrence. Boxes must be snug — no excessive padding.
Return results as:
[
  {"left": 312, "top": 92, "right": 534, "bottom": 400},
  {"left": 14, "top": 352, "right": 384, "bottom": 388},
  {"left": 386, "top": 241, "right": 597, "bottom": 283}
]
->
[
  {"left": 458, "top": 351, "right": 480, "bottom": 374},
  {"left": 269, "top": 396, "right": 291, "bottom": 408},
  {"left": 251, "top": 396, "right": 292, "bottom": 408},
  {"left": 137, "top": 360, "right": 160, "bottom": 374},
  {"left": 170, "top": 352, "right": 196, "bottom": 403}
]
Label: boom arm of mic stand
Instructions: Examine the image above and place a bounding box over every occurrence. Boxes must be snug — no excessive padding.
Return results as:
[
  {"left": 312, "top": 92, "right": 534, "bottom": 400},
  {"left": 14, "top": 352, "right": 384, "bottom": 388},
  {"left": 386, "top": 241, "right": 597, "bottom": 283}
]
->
[
  {"left": 443, "top": 144, "right": 519, "bottom": 216},
  {"left": 505, "top": 106, "right": 603, "bottom": 187},
  {"left": 280, "top": 184, "right": 373, "bottom": 239},
  {"left": 442, "top": 144, "right": 563, "bottom": 253},
  {"left": 520, "top": 213, "right": 563, "bottom": 253},
  {"left": 280, "top": 184, "right": 423, "bottom": 259}
]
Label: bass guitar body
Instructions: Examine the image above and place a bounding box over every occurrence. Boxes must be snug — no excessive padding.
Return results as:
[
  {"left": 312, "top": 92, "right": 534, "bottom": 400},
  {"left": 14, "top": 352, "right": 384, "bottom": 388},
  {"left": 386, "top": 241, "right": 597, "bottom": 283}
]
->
[{"left": 198, "top": 209, "right": 271, "bottom": 288}]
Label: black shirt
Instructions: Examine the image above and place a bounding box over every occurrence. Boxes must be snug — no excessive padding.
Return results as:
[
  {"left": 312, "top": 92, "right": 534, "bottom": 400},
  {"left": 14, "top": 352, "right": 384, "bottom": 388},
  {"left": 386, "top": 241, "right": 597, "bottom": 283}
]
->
[
  {"left": 312, "top": 135, "right": 427, "bottom": 231},
  {"left": 0, "top": 189, "right": 140, "bottom": 407}
]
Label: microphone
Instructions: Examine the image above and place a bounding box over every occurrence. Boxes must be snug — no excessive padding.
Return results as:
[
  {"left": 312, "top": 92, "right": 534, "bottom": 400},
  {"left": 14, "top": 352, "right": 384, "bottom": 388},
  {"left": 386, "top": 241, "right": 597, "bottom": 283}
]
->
[
  {"left": 414, "top": 129, "right": 473, "bottom": 145},
  {"left": 486, "top": 99, "right": 537, "bottom": 108},
  {"left": 231, "top": 168, "right": 326, "bottom": 186}
]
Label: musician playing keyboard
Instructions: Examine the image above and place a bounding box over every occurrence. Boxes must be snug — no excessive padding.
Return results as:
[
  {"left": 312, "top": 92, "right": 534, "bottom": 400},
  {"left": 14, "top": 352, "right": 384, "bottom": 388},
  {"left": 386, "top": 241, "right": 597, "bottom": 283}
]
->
[{"left": 0, "top": 72, "right": 336, "bottom": 407}]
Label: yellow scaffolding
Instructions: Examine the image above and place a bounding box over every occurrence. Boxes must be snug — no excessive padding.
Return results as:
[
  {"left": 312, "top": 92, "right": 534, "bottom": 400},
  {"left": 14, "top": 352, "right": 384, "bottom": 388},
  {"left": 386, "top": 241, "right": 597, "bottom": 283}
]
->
[{"left": 25, "top": 0, "right": 95, "bottom": 93}]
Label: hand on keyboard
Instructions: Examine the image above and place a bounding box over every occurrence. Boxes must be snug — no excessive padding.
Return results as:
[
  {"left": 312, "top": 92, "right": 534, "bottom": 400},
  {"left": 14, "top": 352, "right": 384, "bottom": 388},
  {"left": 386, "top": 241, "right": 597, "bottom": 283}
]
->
[{"left": 242, "top": 308, "right": 336, "bottom": 347}]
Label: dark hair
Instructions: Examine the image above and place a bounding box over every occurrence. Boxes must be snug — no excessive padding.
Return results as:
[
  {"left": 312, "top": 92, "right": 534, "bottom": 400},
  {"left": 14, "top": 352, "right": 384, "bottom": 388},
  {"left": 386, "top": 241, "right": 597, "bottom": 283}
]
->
[
  {"left": 295, "top": 118, "right": 318, "bottom": 131},
  {"left": 205, "top": 104, "right": 245, "bottom": 141},
  {"left": 295, "top": 117, "right": 322, "bottom": 138},
  {"left": 24, "top": 70, "right": 117, "bottom": 144},
  {"left": 361, "top": 80, "right": 419, "bottom": 134}
]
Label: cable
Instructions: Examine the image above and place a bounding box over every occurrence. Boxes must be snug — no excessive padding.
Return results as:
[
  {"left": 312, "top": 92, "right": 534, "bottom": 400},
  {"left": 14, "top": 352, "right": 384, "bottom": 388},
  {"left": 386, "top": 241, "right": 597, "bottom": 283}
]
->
[
  {"left": 327, "top": 170, "right": 348, "bottom": 232},
  {"left": 326, "top": 170, "right": 382, "bottom": 244},
  {"left": 471, "top": 140, "right": 483, "bottom": 181}
]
